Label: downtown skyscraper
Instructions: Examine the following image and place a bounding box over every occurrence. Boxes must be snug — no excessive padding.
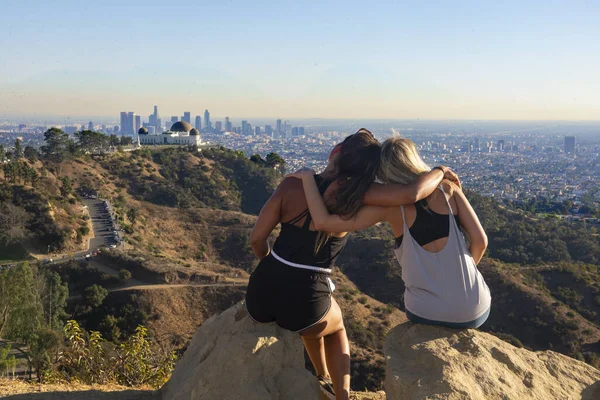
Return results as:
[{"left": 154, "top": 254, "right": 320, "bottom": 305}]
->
[
  {"left": 119, "top": 111, "right": 135, "bottom": 135},
  {"left": 148, "top": 106, "right": 162, "bottom": 133},
  {"left": 204, "top": 109, "right": 211, "bottom": 129}
]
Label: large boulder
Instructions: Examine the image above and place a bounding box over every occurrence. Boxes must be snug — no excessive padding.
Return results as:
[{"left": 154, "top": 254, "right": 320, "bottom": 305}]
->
[
  {"left": 384, "top": 322, "right": 600, "bottom": 399},
  {"left": 160, "top": 302, "right": 319, "bottom": 400}
]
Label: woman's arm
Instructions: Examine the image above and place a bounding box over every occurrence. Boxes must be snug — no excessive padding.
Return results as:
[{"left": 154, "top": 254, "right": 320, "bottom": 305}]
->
[
  {"left": 454, "top": 189, "right": 488, "bottom": 264},
  {"left": 300, "top": 171, "right": 388, "bottom": 232},
  {"left": 363, "top": 167, "right": 459, "bottom": 206},
  {"left": 249, "top": 183, "right": 284, "bottom": 259}
]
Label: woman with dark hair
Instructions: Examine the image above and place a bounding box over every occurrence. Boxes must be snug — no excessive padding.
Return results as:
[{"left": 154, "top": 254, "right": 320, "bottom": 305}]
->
[
  {"left": 246, "top": 130, "right": 456, "bottom": 399},
  {"left": 291, "top": 136, "right": 490, "bottom": 332}
]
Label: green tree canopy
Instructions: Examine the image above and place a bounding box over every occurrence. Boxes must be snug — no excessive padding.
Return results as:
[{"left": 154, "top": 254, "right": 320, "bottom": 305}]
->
[
  {"left": 84, "top": 284, "right": 108, "bottom": 308},
  {"left": 24, "top": 146, "right": 39, "bottom": 162},
  {"left": 75, "top": 130, "right": 110, "bottom": 154},
  {"left": 41, "top": 128, "right": 71, "bottom": 162},
  {"left": 14, "top": 139, "right": 23, "bottom": 160}
]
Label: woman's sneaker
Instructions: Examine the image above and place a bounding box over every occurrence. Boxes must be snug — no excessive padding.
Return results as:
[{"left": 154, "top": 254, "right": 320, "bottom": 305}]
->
[{"left": 317, "top": 375, "right": 335, "bottom": 399}]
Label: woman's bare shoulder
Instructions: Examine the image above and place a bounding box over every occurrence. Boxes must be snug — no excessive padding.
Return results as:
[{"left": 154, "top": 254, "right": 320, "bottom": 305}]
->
[{"left": 277, "top": 177, "right": 304, "bottom": 193}]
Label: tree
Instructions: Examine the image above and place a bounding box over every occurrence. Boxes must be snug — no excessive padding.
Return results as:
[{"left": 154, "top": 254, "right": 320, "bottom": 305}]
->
[
  {"left": 13, "top": 139, "right": 23, "bottom": 160},
  {"left": 83, "top": 284, "right": 108, "bottom": 308},
  {"left": 109, "top": 134, "right": 120, "bottom": 147},
  {"left": 27, "top": 328, "right": 60, "bottom": 382},
  {"left": 75, "top": 130, "right": 109, "bottom": 154},
  {"left": 0, "top": 145, "right": 5, "bottom": 163},
  {"left": 42, "top": 271, "right": 69, "bottom": 331},
  {"left": 0, "top": 202, "right": 28, "bottom": 246},
  {"left": 24, "top": 146, "right": 39, "bottom": 162},
  {"left": 41, "top": 128, "right": 71, "bottom": 163},
  {"left": 59, "top": 176, "right": 73, "bottom": 197},
  {"left": 118, "top": 269, "right": 132, "bottom": 281},
  {"left": 0, "top": 262, "right": 43, "bottom": 341},
  {"left": 265, "top": 152, "right": 286, "bottom": 174},
  {"left": 120, "top": 136, "right": 133, "bottom": 146},
  {"left": 250, "top": 154, "right": 264, "bottom": 164}
]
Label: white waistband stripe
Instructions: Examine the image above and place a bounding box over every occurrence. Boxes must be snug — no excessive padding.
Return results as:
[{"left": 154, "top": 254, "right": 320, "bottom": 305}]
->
[{"left": 271, "top": 250, "right": 332, "bottom": 274}]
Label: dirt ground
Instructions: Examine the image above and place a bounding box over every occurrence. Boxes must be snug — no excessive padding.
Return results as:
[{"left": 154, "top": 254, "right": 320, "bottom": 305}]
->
[
  {"left": 0, "top": 379, "right": 384, "bottom": 399},
  {"left": 0, "top": 379, "right": 155, "bottom": 399}
]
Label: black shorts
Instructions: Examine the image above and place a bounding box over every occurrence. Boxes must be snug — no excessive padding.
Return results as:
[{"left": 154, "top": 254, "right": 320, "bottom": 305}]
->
[{"left": 245, "top": 253, "right": 333, "bottom": 332}]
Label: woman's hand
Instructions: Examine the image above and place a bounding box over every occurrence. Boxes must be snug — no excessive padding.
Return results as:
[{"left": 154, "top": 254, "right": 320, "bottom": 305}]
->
[
  {"left": 285, "top": 167, "right": 316, "bottom": 180},
  {"left": 444, "top": 169, "right": 461, "bottom": 188}
]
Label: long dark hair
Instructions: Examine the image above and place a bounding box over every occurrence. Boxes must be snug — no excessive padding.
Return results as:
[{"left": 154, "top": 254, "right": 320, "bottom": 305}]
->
[
  {"left": 315, "top": 128, "right": 380, "bottom": 252},
  {"left": 330, "top": 128, "right": 381, "bottom": 218}
]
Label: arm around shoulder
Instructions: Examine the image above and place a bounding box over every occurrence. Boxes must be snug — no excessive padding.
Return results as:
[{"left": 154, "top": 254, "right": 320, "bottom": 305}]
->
[
  {"left": 363, "top": 168, "right": 445, "bottom": 206},
  {"left": 453, "top": 187, "right": 488, "bottom": 264}
]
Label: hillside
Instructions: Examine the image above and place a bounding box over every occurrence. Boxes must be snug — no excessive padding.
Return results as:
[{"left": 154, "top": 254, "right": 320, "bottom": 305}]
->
[{"left": 2, "top": 144, "right": 600, "bottom": 392}]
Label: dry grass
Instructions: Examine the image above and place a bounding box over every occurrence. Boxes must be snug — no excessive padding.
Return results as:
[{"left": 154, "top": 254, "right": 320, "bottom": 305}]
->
[{"left": 0, "top": 378, "right": 154, "bottom": 397}]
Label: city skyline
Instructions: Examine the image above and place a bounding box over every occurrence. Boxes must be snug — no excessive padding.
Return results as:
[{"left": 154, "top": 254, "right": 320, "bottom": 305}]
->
[{"left": 1, "top": 1, "right": 599, "bottom": 120}]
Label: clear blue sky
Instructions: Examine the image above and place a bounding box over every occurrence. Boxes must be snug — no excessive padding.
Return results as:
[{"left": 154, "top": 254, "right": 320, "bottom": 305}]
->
[{"left": 1, "top": 0, "right": 599, "bottom": 120}]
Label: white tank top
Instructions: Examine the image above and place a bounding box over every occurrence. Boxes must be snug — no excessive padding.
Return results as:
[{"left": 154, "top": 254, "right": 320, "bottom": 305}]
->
[{"left": 394, "top": 187, "right": 491, "bottom": 323}]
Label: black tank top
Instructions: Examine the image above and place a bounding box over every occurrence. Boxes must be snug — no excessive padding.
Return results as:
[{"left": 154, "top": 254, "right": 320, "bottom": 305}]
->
[
  {"left": 395, "top": 199, "right": 460, "bottom": 248},
  {"left": 272, "top": 175, "right": 349, "bottom": 268}
]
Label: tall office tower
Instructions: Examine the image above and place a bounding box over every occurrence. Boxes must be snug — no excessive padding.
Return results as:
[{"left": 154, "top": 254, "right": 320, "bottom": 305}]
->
[
  {"left": 497, "top": 139, "right": 505, "bottom": 152},
  {"left": 134, "top": 115, "right": 141, "bottom": 133},
  {"left": 166, "top": 121, "right": 171, "bottom": 131},
  {"left": 170, "top": 116, "right": 178, "bottom": 130},
  {"left": 101, "top": 124, "right": 107, "bottom": 132},
  {"left": 255, "top": 126, "right": 261, "bottom": 135},
  {"left": 204, "top": 110, "right": 211, "bottom": 129},
  {"left": 88, "top": 121, "right": 94, "bottom": 131},
  {"left": 195, "top": 116, "right": 202, "bottom": 130},
  {"left": 564, "top": 136, "right": 576, "bottom": 156},
  {"left": 120, "top": 112, "right": 127, "bottom": 133},
  {"left": 298, "top": 127, "right": 305, "bottom": 136},
  {"left": 292, "top": 127, "right": 299, "bottom": 136},
  {"left": 127, "top": 112, "right": 135, "bottom": 134},
  {"left": 114, "top": 126, "right": 120, "bottom": 133},
  {"left": 265, "top": 125, "right": 273, "bottom": 135},
  {"left": 242, "top": 120, "right": 249, "bottom": 135},
  {"left": 215, "top": 121, "right": 222, "bottom": 132},
  {"left": 149, "top": 105, "right": 161, "bottom": 131},
  {"left": 225, "top": 117, "right": 232, "bottom": 132},
  {"left": 474, "top": 138, "right": 480, "bottom": 152},
  {"left": 183, "top": 112, "right": 191, "bottom": 124},
  {"left": 276, "top": 119, "right": 282, "bottom": 136}
]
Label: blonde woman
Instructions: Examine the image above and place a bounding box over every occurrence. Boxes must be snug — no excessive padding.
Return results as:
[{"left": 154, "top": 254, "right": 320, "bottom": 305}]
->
[{"left": 289, "top": 137, "right": 491, "bottom": 329}]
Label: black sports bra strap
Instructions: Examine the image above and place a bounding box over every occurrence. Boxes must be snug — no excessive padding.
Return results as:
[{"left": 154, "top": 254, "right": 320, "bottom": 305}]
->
[{"left": 287, "top": 209, "right": 309, "bottom": 225}]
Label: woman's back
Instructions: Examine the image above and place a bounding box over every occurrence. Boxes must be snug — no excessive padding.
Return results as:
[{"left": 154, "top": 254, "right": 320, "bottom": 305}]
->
[
  {"left": 272, "top": 175, "right": 348, "bottom": 268},
  {"left": 387, "top": 182, "right": 459, "bottom": 253},
  {"left": 392, "top": 184, "right": 491, "bottom": 323}
]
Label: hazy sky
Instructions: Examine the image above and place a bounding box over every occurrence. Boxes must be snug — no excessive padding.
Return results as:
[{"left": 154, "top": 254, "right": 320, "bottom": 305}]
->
[{"left": 1, "top": 0, "right": 599, "bottom": 121}]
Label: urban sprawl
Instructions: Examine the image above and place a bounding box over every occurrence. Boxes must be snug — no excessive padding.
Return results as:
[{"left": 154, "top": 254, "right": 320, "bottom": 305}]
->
[{"left": 2, "top": 107, "right": 599, "bottom": 219}]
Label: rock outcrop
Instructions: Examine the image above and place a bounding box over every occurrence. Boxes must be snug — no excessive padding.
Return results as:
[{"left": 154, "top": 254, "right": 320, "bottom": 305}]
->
[
  {"left": 384, "top": 321, "right": 600, "bottom": 399},
  {"left": 160, "top": 302, "right": 319, "bottom": 400}
]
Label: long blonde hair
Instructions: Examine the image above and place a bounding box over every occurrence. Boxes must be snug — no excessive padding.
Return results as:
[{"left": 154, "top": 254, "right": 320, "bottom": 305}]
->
[{"left": 378, "top": 137, "right": 454, "bottom": 196}]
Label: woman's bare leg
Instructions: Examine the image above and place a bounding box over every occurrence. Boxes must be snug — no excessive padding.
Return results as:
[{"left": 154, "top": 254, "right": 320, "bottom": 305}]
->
[
  {"left": 302, "top": 336, "right": 330, "bottom": 378},
  {"left": 301, "top": 297, "right": 350, "bottom": 400}
]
